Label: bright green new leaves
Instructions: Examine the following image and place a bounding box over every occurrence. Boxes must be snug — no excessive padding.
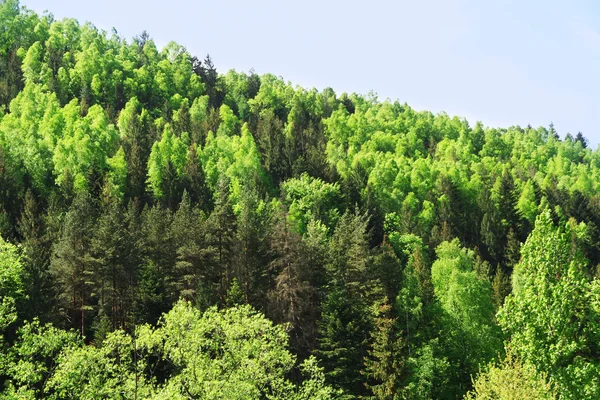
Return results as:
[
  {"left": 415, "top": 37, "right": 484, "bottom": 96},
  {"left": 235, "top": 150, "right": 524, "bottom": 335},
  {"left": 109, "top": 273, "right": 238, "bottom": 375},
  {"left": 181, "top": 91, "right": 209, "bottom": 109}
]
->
[
  {"left": 431, "top": 239, "right": 502, "bottom": 389},
  {"left": 146, "top": 123, "right": 188, "bottom": 199},
  {"left": 105, "top": 146, "right": 127, "bottom": 200},
  {"left": 200, "top": 122, "right": 267, "bottom": 207},
  {"left": 498, "top": 211, "right": 600, "bottom": 399},
  {"left": 0, "top": 235, "right": 24, "bottom": 298},
  {"left": 3, "top": 300, "right": 336, "bottom": 399},
  {"left": 465, "top": 353, "right": 557, "bottom": 400},
  {"left": 0, "top": 83, "right": 61, "bottom": 193},
  {"left": 216, "top": 103, "right": 239, "bottom": 136},
  {"left": 0, "top": 235, "right": 24, "bottom": 330},
  {"left": 53, "top": 102, "right": 119, "bottom": 192},
  {"left": 47, "top": 330, "right": 153, "bottom": 400},
  {"left": 0, "top": 235, "right": 25, "bottom": 392},
  {"left": 137, "top": 300, "right": 336, "bottom": 399},
  {"left": 1, "top": 320, "right": 80, "bottom": 398},
  {"left": 281, "top": 173, "right": 341, "bottom": 234}
]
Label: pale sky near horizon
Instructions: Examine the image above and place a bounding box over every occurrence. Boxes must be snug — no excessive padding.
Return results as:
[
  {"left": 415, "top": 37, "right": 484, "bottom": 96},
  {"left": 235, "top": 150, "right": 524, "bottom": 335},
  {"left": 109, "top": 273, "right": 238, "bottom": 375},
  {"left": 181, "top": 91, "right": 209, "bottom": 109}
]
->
[{"left": 21, "top": 0, "right": 600, "bottom": 147}]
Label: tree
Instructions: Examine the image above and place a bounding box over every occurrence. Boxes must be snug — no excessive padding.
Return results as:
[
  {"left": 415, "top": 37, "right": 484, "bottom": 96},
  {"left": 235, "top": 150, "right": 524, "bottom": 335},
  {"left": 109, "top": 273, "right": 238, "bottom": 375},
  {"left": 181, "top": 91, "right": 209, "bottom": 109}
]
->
[
  {"left": 135, "top": 300, "right": 337, "bottom": 399},
  {"left": 17, "top": 190, "right": 54, "bottom": 323},
  {"left": 465, "top": 353, "right": 557, "bottom": 400},
  {"left": 363, "top": 298, "right": 404, "bottom": 400},
  {"left": 498, "top": 211, "right": 600, "bottom": 399},
  {"left": 281, "top": 173, "right": 342, "bottom": 234},
  {"left": 1, "top": 320, "right": 80, "bottom": 398},
  {"left": 575, "top": 131, "right": 588, "bottom": 149},
  {"left": 91, "top": 199, "right": 139, "bottom": 333},
  {"left": 50, "top": 191, "right": 97, "bottom": 336},
  {"left": 170, "top": 191, "right": 206, "bottom": 304},
  {"left": 193, "top": 54, "right": 223, "bottom": 109},
  {"left": 182, "top": 144, "right": 212, "bottom": 212},
  {"left": 431, "top": 239, "right": 502, "bottom": 396},
  {"left": 204, "top": 178, "right": 237, "bottom": 302},
  {"left": 268, "top": 208, "right": 315, "bottom": 356},
  {"left": 118, "top": 97, "right": 151, "bottom": 203},
  {"left": 137, "top": 204, "right": 176, "bottom": 324},
  {"left": 146, "top": 123, "right": 188, "bottom": 207},
  {"left": 316, "top": 285, "right": 372, "bottom": 398},
  {"left": 0, "top": 233, "right": 25, "bottom": 335},
  {"left": 234, "top": 185, "right": 272, "bottom": 309}
]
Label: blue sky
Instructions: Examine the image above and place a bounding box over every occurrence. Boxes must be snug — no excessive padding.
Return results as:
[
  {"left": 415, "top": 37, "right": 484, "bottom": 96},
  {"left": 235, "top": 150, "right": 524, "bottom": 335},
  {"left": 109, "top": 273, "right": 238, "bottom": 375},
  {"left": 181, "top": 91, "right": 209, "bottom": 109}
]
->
[{"left": 22, "top": 0, "right": 600, "bottom": 146}]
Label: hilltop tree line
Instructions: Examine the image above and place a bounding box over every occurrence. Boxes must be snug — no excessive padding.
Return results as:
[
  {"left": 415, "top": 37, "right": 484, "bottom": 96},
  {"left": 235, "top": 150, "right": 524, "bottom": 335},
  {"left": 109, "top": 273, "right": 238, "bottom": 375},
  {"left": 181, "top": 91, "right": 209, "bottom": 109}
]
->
[{"left": 1, "top": 1, "right": 600, "bottom": 398}]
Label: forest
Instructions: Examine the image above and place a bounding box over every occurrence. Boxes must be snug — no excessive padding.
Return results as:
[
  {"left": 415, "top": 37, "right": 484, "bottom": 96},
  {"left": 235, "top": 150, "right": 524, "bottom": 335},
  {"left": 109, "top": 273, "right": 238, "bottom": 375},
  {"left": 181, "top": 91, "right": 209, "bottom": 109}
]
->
[{"left": 1, "top": 1, "right": 600, "bottom": 398}]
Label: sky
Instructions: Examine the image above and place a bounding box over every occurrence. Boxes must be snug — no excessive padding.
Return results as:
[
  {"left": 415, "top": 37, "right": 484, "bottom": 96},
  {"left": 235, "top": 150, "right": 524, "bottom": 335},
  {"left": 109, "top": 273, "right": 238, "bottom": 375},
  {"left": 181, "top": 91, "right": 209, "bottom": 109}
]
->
[{"left": 22, "top": 0, "right": 600, "bottom": 147}]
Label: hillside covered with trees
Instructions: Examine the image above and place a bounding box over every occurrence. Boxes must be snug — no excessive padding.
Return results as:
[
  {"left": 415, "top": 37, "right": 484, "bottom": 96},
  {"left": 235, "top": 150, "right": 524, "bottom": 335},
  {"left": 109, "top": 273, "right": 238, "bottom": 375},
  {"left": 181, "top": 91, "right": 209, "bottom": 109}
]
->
[{"left": 1, "top": 1, "right": 600, "bottom": 398}]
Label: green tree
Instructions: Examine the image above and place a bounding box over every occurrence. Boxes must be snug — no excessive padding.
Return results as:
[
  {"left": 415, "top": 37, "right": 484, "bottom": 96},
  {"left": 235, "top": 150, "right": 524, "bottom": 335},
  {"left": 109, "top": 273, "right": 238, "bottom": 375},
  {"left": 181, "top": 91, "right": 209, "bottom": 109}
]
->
[
  {"left": 50, "top": 191, "right": 97, "bottom": 336},
  {"left": 431, "top": 239, "right": 502, "bottom": 396},
  {"left": 316, "top": 285, "right": 371, "bottom": 398},
  {"left": 363, "top": 298, "right": 404, "bottom": 400},
  {"left": 118, "top": 97, "right": 151, "bottom": 203},
  {"left": 18, "top": 190, "right": 54, "bottom": 323},
  {"left": 465, "top": 353, "right": 557, "bottom": 400},
  {"left": 498, "top": 211, "right": 600, "bottom": 399},
  {"left": 136, "top": 300, "right": 337, "bottom": 399}
]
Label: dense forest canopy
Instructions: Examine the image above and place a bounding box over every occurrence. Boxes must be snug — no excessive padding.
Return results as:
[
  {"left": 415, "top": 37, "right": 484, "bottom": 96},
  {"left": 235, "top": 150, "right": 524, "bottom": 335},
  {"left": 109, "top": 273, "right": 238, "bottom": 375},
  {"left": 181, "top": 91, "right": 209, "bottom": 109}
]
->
[{"left": 1, "top": 1, "right": 600, "bottom": 398}]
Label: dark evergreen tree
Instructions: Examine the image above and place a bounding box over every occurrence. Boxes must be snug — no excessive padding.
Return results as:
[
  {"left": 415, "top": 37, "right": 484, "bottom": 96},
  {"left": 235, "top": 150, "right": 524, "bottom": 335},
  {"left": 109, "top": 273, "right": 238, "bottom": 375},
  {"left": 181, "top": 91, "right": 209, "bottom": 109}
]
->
[
  {"left": 119, "top": 99, "right": 151, "bottom": 205},
  {"left": 234, "top": 186, "right": 271, "bottom": 309},
  {"left": 182, "top": 145, "right": 212, "bottom": 212},
  {"left": 204, "top": 178, "right": 236, "bottom": 303},
  {"left": 268, "top": 208, "right": 315, "bottom": 357},
  {"left": 171, "top": 191, "right": 206, "bottom": 304},
  {"left": 363, "top": 298, "right": 405, "bottom": 400},
  {"left": 18, "top": 190, "right": 54, "bottom": 323},
  {"left": 137, "top": 204, "right": 175, "bottom": 324},
  {"left": 50, "top": 192, "right": 97, "bottom": 335},
  {"left": 316, "top": 285, "right": 371, "bottom": 398}
]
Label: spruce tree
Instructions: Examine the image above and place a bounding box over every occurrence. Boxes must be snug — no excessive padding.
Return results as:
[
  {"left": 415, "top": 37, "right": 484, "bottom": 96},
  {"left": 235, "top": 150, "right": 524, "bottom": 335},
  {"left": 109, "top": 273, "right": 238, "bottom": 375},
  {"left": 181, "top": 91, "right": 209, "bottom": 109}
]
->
[{"left": 51, "top": 192, "right": 97, "bottom": 335}]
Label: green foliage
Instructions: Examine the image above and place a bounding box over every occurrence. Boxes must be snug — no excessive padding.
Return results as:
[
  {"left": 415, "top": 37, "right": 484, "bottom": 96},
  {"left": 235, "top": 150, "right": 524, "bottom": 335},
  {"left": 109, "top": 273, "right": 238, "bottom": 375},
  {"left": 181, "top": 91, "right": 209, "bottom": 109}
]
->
[
  {"left": 316, "top": 285, "right": 371, "bottom": 398},
  {"left": 363, "top": 298, "right": 405, "bottom": 400},
  {"left": 281, "top": 173, "right": 341, "bottom": 234},
  {"left": 431, "top": 239, "right": 502, "bottom": 395},
  {"left": 200, "top": 122, "right": 268, "bottom": 207},
  {"left": 0, "top": 235, "right": 25, "bottom": 304},
  {"left": 498, "top": 211, "right": 600, "bottom": 399},
  {"left": 53, "top": 103, "right": 119, "bottom": 192},
  {"left": 4, "top": 3, "right": 600, "bottom": 398},
  {"left": 0, "top": 235, "right": 25, "bottom": 336},
  {"left": 146, "top": 123, "right": 188, "bottom": 200},
  {"left": 465, "top": 353, "right": 557, "bottom": 400},
  {"left": 135, "top": 300, "right": 336, "bottom": 399},
  {"left": 1, "top": 320, "right": 80, "bottom": 398}
]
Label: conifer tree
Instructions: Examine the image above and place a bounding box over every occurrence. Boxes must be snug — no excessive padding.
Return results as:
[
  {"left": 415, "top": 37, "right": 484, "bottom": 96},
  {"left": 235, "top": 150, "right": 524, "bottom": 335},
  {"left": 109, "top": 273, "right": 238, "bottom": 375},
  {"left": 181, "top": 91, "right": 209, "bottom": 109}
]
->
[
  {"left": 363, "top": 298, "right": 404, "bottom": 400},
  {"left": 18, "top": 190, "right": 54, "bottom": 323},
  {"left": 51, "top": 191, "right": 97, "bottom": 335},
  {"left": 204, "top": 178, "right": 236, "bottom": 303}
]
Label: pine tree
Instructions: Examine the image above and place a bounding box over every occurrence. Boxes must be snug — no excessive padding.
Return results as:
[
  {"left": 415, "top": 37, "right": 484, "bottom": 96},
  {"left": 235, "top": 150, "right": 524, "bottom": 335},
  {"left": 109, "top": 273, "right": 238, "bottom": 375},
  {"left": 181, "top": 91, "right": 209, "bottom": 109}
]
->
[
  {"left": 363, "top": 298, "right": 404, "bottom": 400},
  {"left": 182, "top": 144, "right": 212, "bottom": 212},
  {"left": 137, "top": 204, "right": 175, "bottom": 324},
  {"left": 51, "top": 191, "right": 97, "bottom": 335},
  {"left": 234, "top": 186, "right": 271, "bottom": 309},
  {"left": 171, "top": 191, "right": 205, "bottom": 303},
  {"left": 316, "top": 285, "right": 371, "bottom": 398},
  {"left": 204, "top": 178, "right": 236, "bottom": 303},
  {"left": 91, "top": 199, "right": 139, "bottom": 333},
  {"left": 268, "top": 208, "right": 315, "bottom": 356},
  {"left": 18, "top": 190, "right": 54, "bottom": 323},
  {"left": 328, "top": 209, "right": 373, "bottom": 297},
  {"left": 119, "top": 98, "right": 151, "bottom": 204}
]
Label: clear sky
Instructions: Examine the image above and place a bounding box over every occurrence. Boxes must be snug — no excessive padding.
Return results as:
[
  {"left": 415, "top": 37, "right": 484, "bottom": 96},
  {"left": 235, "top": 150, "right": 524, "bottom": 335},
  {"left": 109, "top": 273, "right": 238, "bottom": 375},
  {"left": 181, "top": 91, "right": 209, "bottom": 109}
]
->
[{"left": 21, "top": 0, "right": 600, "bottom": 146}]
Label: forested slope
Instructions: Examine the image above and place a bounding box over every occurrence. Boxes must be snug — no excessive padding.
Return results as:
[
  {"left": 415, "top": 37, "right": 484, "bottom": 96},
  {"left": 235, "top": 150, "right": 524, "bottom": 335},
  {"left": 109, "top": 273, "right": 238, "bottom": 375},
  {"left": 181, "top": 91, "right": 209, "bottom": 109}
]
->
[{"left": 1, "top": 1, "right": 600, "bottom": 398}]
